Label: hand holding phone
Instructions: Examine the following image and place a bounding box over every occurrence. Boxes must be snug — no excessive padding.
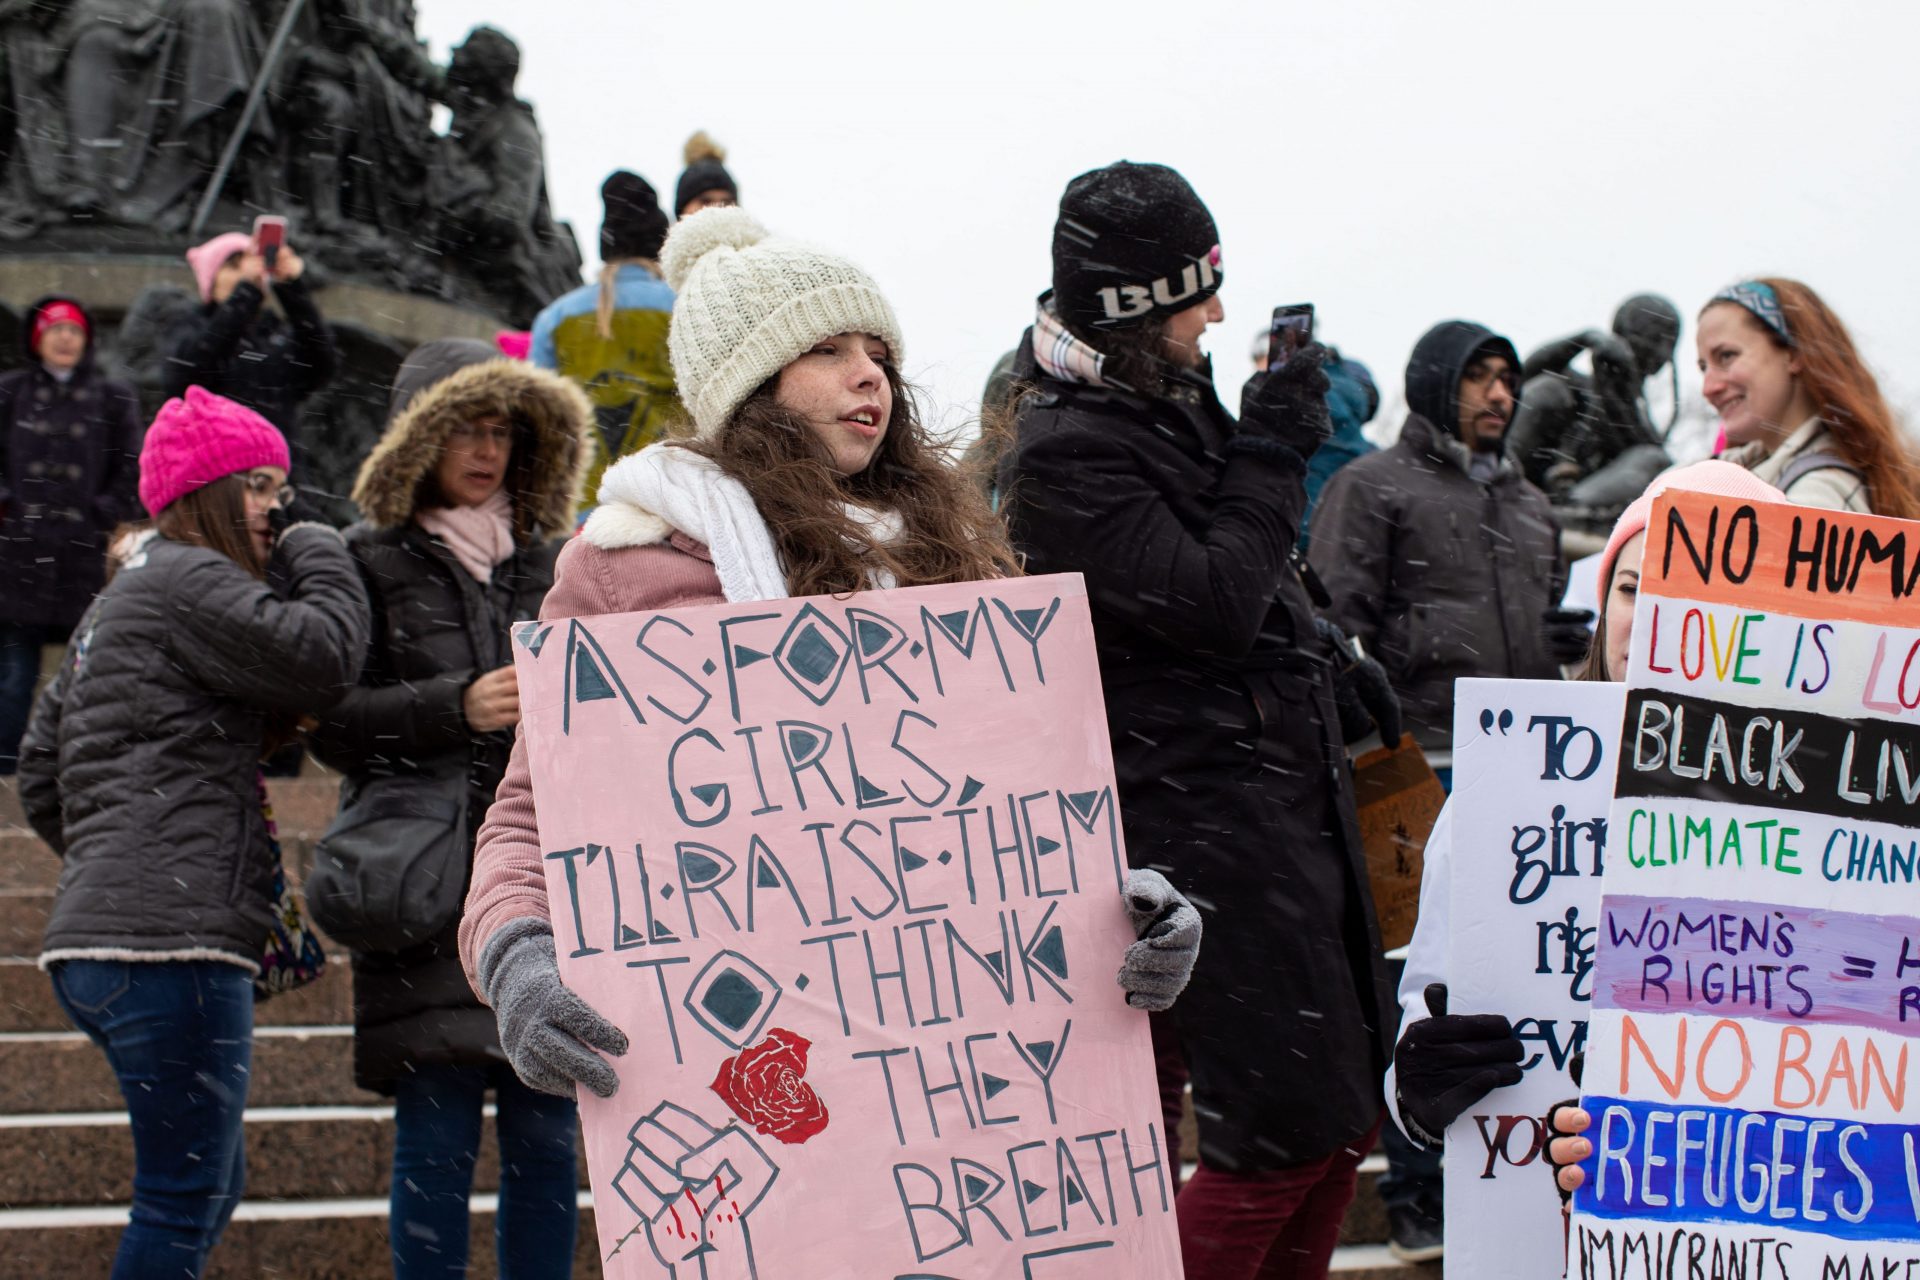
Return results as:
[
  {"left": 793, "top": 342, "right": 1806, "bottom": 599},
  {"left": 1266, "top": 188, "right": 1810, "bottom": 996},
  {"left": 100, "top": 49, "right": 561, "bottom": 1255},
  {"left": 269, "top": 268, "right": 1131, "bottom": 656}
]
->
[
  {"left": 1268, "top": 303, "right": 1316, "bottom": 369},
  {"left": 253, "top": 215, "right": 287, "bottom": 272}
]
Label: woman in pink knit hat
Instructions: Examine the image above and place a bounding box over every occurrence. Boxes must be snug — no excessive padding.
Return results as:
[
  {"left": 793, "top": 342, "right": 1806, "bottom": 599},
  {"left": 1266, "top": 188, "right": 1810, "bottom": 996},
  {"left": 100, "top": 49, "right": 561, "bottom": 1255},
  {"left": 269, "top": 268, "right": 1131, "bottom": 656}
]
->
[
  {"left": 16, "top": 387, "right": 370, "bottom": 1279},
  {"left": 165, "top": 228, "right": 338, "bottom": 442},
  {"left": 1385, "top": 460, "right": 1782, "bottom": 1217}
]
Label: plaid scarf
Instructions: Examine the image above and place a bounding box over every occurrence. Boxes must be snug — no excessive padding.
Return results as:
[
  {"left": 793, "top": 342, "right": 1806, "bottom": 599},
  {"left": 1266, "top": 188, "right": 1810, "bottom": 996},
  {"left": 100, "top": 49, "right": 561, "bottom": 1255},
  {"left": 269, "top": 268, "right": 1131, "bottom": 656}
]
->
[{"left": 1032, "top": 297, "right": 1107, "bottom": 387}]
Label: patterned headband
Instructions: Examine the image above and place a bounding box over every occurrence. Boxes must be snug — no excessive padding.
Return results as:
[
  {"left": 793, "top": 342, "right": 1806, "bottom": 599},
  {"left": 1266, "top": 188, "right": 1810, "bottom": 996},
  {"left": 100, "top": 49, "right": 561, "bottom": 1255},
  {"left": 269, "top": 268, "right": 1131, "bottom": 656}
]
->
[{"left": 1711, "top": 281, "right": 1793, "bottom": 345}]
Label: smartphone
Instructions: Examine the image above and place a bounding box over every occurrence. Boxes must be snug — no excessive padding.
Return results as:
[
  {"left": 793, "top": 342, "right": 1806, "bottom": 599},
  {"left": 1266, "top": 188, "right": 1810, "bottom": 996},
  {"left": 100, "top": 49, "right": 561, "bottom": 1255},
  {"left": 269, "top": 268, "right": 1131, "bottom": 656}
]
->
[
  {"left": 253, "top": 215, "right": 288, "bottom": 270},
  {"left": 1268, "top": 303, "right": 1315, "bottom": 367}
]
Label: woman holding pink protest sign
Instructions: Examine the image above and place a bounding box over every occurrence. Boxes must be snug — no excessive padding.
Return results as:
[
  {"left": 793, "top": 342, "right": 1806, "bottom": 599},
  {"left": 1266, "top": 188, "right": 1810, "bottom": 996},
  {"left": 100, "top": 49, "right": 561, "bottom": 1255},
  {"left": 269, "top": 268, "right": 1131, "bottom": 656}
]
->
[
  {"left": 457, "top": 207, "right": 1204, "bottom": 1109},
  {"left": 1390, "top": 460, "right": 1781, "bottom": 1211},
  {"left": 1698, "top": 279, "right": 1919, "bottom": 520}
]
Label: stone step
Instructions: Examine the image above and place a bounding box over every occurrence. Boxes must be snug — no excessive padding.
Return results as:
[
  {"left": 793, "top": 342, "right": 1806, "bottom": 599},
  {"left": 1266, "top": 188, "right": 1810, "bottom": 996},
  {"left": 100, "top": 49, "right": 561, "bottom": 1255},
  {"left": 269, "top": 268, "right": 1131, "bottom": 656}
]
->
[
  {"left": 0, "top": 1198, "right": 1426, "bottom": 1280},
  {"left": 0, "top": 956, "right": 351, "bottom": 1032},
  {"left": 0, "top": 1103, "right": 590, "bottom": 1207},
  {"left": 1341, "top": 1155, "right": 1389, "bottom": 1247},
  {"left": 0, "top": 1026, "right": 380, "bottom": 1113},
  {"left": 1332, "top": 1243, "right": 1444, "bottom": 1277},
  {"left": 0, "top": 1192, "right": 606, "bottom": 1280}
]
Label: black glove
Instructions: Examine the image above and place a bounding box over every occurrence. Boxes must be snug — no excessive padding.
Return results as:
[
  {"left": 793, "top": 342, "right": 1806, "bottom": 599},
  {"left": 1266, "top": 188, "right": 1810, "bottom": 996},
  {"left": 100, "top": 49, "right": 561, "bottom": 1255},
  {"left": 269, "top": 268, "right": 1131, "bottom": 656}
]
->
[
  {"left": 1239, "top": 341, "right": 1333, "bottom": 459},
  {"left": 1316, "top": 617, "right": 1403, "bottom": 746},
  {"left": 266, "top": 488, "right": 333, "bottom": 544},
  {"left": 1394, "top": 983, "right": 1524, "bottom": 1147},
  {"left": 1543, "top": 607, "right": 1596, "bottom": 667}
]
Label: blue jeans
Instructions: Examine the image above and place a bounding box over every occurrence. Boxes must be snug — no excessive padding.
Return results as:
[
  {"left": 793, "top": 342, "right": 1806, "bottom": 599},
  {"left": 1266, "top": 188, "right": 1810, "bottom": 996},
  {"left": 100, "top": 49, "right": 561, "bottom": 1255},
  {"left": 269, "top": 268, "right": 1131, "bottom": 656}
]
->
[
  {"left": 390, "top": 1062, "right": 579, "bottom": 1279},
  {"left": 0, "top": 621, "right": 58, "bottom": 775},
  {"left": 50, "top": 959, "right": 253, "bottom": 1279}
]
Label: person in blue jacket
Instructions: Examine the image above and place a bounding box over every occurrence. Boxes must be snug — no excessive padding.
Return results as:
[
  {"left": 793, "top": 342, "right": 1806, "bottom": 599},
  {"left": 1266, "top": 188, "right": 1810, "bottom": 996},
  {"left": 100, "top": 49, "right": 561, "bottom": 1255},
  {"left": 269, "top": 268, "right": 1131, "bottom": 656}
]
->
[
  {"left": 1247, "top": 327, "right": 1379, "bottom": 551},
  {"left": 529, "top": 170, "right": 679, "bottom": 514}
]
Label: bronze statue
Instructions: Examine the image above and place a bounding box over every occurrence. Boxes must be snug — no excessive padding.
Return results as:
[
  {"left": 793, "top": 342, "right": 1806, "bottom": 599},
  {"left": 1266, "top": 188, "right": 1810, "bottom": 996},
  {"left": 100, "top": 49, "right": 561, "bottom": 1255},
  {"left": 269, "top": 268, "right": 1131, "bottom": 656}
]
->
[
  {"left": 0, "top": 0, "right": 273, "bottom": 227},
  {"left": 0, "top": 4, "right": 580, "bottom": 326},
  {"left": 425, "top": 26, "right": 579, "bottom": 325},
  {"left": 1506, "top": 293, "right": 1681, "bottom": 530}
]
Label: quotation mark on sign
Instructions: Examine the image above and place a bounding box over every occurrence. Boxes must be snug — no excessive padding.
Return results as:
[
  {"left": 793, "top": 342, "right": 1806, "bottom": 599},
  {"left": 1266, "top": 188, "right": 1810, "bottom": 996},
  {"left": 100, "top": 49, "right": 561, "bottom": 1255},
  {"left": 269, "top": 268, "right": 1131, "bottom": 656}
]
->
[{"left": 1480, "top": 708, "right": 1516, "bottom": 736}]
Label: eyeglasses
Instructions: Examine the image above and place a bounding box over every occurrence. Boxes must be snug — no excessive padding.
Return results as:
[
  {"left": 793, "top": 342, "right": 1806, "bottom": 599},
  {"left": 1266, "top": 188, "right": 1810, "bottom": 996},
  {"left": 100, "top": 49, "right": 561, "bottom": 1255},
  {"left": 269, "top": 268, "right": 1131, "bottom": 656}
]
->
[
  {"left": 447, "top": 422, "right": 514, "bottom": 448},
  {"left": 243, "top": 472, "right": 296, "bottom": 509}
]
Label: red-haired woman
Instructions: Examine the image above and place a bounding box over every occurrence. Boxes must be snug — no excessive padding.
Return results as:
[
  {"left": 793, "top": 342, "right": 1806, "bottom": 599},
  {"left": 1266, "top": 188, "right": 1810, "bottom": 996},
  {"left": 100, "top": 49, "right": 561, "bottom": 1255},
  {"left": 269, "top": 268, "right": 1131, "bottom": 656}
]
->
[{"left": 1698, "top": 278, "right": 1919, "bottom": 518}]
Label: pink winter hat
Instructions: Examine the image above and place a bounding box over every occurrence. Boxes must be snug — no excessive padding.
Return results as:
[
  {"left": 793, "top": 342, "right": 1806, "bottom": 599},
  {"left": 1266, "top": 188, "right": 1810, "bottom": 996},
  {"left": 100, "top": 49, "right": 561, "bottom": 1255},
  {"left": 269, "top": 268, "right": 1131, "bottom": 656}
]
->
[
  {"left": 185, "top": 232, "right": 252, "bottom": 302},
  {"left": 1596, "top": 459, "right": 1782, "bottom": 596},
  {"left": 139, "top": 386, "right": 290, "bottom": 516}
]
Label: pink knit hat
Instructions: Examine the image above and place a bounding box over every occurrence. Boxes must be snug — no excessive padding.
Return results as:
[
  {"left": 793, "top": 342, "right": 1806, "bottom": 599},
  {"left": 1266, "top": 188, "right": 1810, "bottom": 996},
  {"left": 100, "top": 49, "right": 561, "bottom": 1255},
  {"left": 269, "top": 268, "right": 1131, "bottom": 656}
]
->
[
  {"left": 1595, "top": 460, "right": 1782, "bottom": 598},
  {"left": 185, "top": 232, "right": 252, "bottom": 302},
  {"left": 139, "top": 387, "right": 290, "bottom": 516}
]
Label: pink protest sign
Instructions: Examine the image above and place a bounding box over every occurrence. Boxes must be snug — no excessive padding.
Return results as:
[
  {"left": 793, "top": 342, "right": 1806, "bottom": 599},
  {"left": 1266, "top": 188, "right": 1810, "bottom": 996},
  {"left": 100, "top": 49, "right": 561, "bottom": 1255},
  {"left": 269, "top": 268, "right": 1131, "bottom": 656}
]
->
[{"left": 511, "top": 573, "right": 1182, "bottom": 1279}]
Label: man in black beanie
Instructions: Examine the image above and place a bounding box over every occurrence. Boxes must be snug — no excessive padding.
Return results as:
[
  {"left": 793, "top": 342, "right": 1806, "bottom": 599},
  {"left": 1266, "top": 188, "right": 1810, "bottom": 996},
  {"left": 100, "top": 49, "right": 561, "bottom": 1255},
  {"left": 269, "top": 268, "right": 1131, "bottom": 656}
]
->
[
  {"left": 529, "top": 170, "right": 679, "bottom": 514},
  {"left": 997, "top": 160, "right": 1394, "bottom": 1278}
]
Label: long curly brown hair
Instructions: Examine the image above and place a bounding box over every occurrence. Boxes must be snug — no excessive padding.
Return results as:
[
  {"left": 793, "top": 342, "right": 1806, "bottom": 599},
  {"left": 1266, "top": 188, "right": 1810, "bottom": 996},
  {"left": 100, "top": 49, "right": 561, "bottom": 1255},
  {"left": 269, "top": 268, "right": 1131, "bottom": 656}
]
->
[
  {"left": 686, "top": 365, "right": 1021, "bottom": 597},
  {"left": 1704, "top": 278, "right": 1920, "bottom": 520}
]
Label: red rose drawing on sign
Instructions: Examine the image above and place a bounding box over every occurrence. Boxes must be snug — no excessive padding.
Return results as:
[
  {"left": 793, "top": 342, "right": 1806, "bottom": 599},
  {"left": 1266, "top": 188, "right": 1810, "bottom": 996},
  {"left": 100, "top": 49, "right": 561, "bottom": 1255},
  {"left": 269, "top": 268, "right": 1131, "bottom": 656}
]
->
[{"left": 708, "top": 1028, "right": 829, "bottom": 1145}]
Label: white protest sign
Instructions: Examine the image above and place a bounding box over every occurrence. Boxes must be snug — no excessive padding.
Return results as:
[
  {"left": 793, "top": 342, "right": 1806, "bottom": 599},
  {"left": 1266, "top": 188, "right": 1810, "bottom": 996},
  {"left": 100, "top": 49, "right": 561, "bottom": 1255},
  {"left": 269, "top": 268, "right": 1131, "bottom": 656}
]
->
[{"left": 1446, "top": 677, "right": 1621, "bottom": 1279}]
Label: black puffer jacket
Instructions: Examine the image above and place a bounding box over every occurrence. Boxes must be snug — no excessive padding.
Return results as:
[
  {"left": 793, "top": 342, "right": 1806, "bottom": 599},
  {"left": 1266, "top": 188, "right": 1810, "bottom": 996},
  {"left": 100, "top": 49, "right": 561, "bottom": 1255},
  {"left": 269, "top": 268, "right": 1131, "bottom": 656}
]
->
[
  {"left": 1309, "top": 322, "right": 1566, "bottom": 754},
  {"left": 163, "top": 277, "right": 337, "bottom": 436},
  {"left": 307, "top": 339, "right": 589, "bottom": 1092},
  {"left": 0, "top": 297, "right": 144, "bottom": 630},
  {"left": 21, "top": 526, "right": 369, "bottom": 966},
  {"left": 996, "top": 328, "right": 1390, "bottom": 1171}
]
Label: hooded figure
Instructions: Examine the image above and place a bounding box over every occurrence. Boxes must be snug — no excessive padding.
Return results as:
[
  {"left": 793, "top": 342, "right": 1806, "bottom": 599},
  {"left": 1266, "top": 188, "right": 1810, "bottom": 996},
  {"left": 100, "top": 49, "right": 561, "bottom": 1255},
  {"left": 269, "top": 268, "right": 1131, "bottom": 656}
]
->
[
  {"left": 1297, "top": 351, "right": 1379, "bottom": 551},
  {"left": 0, "top": 296, "right": 143, "bottom": 772},
  {"left": 311, "top": 339, "right": 589, "bottom": 1081},
  {"left": 305, "top": 338, "right": 591, "bottom": 1273},
  {"left": 1309, "top": 320, "right": 1565, "bottom": 756}
]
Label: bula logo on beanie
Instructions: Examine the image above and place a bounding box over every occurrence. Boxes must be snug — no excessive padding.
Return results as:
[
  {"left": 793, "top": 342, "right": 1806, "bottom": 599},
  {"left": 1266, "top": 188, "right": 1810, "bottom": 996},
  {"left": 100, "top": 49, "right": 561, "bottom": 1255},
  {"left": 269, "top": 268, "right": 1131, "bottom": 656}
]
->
[
  {"left": 1094, "top": 244, "right": 1224, "bottom": 323},
  {"left": 1051, "top": 160, "right": 1223, "bottom": 332}
]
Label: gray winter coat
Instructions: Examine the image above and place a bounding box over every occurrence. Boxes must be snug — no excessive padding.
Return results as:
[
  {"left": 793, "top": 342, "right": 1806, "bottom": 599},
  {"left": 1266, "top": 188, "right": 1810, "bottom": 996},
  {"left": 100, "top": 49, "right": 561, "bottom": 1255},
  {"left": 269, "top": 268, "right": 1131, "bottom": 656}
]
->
[
  {"left": 20, "top": 526, "right": 369, "bottom": 967},
  {"left": 1310, "top": 411, "right": 1565, "bottom": 755}
]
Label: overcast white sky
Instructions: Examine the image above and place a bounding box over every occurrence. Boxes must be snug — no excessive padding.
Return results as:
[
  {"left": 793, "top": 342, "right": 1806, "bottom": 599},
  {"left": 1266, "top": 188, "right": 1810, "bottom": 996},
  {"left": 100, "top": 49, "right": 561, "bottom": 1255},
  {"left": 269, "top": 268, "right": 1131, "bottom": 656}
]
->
[{"left": 417, "top": 0, "right": 1920, "bottom": 452}]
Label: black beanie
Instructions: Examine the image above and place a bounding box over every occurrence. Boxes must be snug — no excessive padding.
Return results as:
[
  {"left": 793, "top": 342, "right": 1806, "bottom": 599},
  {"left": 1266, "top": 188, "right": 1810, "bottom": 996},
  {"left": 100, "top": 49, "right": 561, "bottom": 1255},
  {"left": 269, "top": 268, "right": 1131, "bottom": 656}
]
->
[
  {"left": 675, "top": 132, "right": 739, "bottom": 218},
  {"left": 601, "top": 170, "right": 669, "bottom": 261},
  {"left": 1051, "top": 161, "right": 1222, "bottom": 333}
]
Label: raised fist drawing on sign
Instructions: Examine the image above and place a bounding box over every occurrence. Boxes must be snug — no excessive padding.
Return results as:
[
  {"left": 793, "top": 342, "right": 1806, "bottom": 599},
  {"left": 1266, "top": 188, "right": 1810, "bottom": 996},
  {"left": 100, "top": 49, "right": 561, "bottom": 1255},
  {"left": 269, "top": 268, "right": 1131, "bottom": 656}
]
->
[{"left": 609, "top": 1101, "right": 780, "bottom": 1280}]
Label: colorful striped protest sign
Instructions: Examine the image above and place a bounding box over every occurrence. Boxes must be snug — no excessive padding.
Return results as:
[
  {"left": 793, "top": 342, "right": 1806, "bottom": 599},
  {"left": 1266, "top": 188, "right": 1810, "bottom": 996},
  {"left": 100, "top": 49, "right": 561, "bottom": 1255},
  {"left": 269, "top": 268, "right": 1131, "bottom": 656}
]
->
[{"left": 1572, "top": 490, "right": 1920, "bottom": 1279}]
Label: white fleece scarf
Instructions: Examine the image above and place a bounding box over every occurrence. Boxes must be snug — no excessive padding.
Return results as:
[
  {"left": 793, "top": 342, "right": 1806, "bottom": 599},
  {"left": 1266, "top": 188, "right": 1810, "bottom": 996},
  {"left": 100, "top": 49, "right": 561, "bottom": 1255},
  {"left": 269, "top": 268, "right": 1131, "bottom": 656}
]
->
[{"left": 583, "top": 443, "right": 902, "bottom": 602}]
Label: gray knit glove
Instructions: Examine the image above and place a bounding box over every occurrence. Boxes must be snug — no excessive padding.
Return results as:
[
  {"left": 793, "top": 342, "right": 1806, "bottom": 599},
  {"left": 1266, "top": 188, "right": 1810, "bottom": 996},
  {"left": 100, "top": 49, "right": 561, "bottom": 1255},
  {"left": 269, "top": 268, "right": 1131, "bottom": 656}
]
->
[
  {"left": 1116, "top": 869, "right": 1203, "bottom": 1012},
  {"left": 477, "top": 919, "right": 629, "bottom": 1098}
]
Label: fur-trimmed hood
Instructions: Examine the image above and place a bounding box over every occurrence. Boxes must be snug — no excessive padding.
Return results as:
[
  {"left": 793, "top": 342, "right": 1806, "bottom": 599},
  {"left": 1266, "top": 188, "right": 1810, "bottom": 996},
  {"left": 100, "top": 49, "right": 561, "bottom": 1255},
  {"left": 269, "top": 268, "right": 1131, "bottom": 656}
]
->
[{"left": 352, "top": 338, "right": 591, "bottom": 540}]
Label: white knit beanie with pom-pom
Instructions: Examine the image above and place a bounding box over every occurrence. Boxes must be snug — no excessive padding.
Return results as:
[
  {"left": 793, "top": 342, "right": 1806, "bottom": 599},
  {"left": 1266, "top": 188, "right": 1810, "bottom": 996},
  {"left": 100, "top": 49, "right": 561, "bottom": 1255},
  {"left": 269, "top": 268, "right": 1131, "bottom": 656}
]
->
[{"left": 662, "top": 206, "right": 905, "bottom": 439}]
